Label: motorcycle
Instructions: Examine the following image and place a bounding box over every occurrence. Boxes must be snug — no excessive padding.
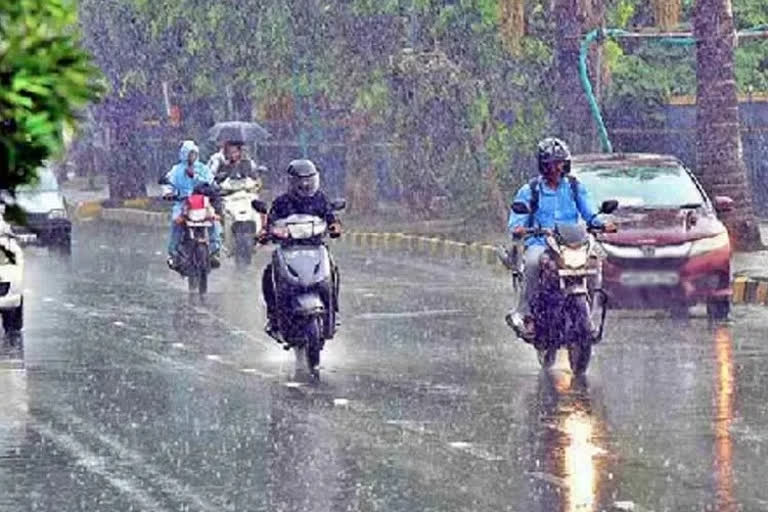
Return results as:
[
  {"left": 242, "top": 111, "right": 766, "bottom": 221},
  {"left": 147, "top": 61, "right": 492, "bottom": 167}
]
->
[
  {"left": 509, "top": 199, "right": 618, "bottom": 374},
  {"left": 218, "top": 172, "right": 264, "bottom": 266},
  {"left": 252, "top": 199, "right": 345, "bottom": 380},
  {"left": 165, "top": 184, "right": 220, "bottom": 294}
]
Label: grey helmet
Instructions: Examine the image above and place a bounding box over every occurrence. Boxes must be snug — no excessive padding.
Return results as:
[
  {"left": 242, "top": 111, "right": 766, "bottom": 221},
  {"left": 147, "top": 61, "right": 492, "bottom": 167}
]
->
[
  {"left": 286, "top": 159, "right": 320, "bottom": 198},
  {"left": 537, "top": 137, "right": 571, "bottom": 174}
]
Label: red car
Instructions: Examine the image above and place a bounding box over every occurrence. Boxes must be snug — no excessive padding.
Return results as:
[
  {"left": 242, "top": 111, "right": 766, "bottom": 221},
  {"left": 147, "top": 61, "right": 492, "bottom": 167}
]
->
[{"left": 571, "top": 153, "right": 733, "bottom": 320}]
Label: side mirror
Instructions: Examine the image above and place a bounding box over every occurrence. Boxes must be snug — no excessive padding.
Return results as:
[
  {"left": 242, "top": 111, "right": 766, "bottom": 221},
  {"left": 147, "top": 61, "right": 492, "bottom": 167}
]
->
[
  {"left": 251, "top": 199, "right": 268, "bottom": 214},
  {"left": 714, "top": 195, "right": 734, "bottom": 213},
  {"left": 600, "top": 199, "right": 619, "bottom": 214},
  {"left": 330, "top": 199, "right": 346, "bottom": 211},
  {"left": 158, "top": 174, "right": 170, "bottom": 186},
  {"left": 511, "top": 201, "right": 530, "bottom": 215}
]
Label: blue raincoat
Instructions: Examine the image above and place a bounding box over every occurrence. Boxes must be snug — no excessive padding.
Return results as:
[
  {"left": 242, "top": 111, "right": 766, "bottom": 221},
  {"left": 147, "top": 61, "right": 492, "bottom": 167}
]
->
[{"left": 507, "top": 177, "right": 602, "bottom": 248}]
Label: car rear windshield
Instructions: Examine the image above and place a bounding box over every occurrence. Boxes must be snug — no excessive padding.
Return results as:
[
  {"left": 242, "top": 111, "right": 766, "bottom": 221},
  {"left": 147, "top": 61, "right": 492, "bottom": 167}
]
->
[
  {"left": 17, "top": 168, "right": 60, "bottom": 192},
  {"left": 573, "top": 164, "right": 706, "bottom": 209}
]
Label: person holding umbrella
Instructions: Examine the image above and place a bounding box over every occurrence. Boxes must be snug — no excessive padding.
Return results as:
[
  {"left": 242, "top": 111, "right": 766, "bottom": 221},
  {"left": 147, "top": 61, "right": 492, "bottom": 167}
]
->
[{"left": 207, "top": 121, "right": 269, "bottom": 179}]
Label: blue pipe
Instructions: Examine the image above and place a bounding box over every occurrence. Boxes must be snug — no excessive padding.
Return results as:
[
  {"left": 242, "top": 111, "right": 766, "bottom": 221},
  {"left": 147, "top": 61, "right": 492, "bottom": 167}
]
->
[{"left": 579, "top": 25, "right": 768, "bottom": 153}]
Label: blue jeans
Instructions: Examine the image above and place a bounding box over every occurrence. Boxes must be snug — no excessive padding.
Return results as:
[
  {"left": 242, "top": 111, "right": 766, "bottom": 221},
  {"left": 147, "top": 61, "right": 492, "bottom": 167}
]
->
[{"left": 168, "top": 220, "right": 222, "bottom": 256}]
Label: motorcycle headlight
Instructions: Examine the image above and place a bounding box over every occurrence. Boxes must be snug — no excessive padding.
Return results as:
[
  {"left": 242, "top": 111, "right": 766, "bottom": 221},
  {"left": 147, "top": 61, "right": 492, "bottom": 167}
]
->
[
  {"left": 689, "top": 232, "right": 730, "bottom": 257},
  {"left": 48, "top": 209, "right": 67, "bottom": 219},
  {"left": 562, "top": 247, "right": 588, "bottom": 268}
]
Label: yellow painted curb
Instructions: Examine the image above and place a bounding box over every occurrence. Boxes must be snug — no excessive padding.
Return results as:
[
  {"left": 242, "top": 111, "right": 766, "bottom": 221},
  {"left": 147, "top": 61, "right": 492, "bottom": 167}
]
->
[
  {"left": 73, "top": 200, "right": 103, "bottom": 220},
  {"left": 123, "top": 197, "right": 151, "bottom": 209},
  {"left": 756, "top": 282, "right": 768, "bottom": 305},
  {"left": 732, "top": 277, "right": 748, "bottom": 304}
]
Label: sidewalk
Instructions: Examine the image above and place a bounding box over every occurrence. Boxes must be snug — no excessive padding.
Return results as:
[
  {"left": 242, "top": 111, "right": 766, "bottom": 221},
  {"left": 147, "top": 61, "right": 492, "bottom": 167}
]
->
[{"left": 732, "top": 223, "right": 768, "bottom": 280}]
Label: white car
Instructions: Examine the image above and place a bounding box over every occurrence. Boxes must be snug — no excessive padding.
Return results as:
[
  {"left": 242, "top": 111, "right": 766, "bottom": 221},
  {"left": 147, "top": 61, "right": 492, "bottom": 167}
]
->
[{"left": 0, "top": 227, "right": 24, "bottom": 332}]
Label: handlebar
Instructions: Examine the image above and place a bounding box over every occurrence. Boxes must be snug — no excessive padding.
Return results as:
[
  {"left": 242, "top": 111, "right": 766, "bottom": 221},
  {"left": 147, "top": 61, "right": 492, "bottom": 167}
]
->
[{"left": 512, "top": 224, "right": 615, "bottom": 239}]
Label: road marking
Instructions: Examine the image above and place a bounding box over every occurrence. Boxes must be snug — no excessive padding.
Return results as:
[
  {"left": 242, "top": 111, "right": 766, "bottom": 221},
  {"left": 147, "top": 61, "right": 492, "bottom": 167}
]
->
[
  {"left": 113, "top": 321, "right": 126, "bottom": 327},
  {"left": 447, "top": 441, "right": 504, "bottom": 461},
  {"left": 171, "top": 342, "right": 186, "bottom": 349},
  {"left": 191, "top": 306, "right": 273, "bottom": 350},
  {"left": 43, "top": 297, "right": 55, "bottom": 303},
  {"left": 355, "top": 309, "right": 465, "bottom": 320},
  {"left": 385, "top": 420, "right": 436, "bottom": 435},
  {"left": 52, "top": 410, "right": 222, "bottom": 512},
  {"left": 30, "top": 421, "right": 171, "bottom": 512},
  {"left": 239, "top": 368, "right": 276, "bottom": 379},
  {"left": 205, "top": 354, "right": 223, "bottom": 362},
  {"left": 333, "top": 398, "right": 349, "bottom": 407},
  {"left": 284, "top": 381, "right": 304, "bottom": 388},
  {"left": 528, "top": 471, "right": 568, "bottom": 488}
]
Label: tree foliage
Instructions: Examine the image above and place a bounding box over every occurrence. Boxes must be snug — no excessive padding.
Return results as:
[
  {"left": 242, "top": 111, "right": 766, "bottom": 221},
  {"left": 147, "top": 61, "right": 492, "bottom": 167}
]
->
[{"left": 0, "top": 0, "right": 101, "bottom": 193}]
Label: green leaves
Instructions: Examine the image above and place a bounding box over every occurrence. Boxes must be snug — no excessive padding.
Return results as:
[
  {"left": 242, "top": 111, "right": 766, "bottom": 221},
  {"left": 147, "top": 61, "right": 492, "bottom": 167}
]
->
[{"left": 1, "top": 0, "right": 102, "bottom": 193}]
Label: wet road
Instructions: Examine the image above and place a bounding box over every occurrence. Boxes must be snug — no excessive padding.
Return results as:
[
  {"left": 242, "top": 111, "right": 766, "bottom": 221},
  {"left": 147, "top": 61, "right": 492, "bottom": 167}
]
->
[{"left": 2, "top": 222, "right": 768, "bottom": 512}]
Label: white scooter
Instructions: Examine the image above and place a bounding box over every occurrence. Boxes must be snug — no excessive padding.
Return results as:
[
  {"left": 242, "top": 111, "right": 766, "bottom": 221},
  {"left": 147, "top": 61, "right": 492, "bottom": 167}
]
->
[{"left": 219, "top": 173, "right": 264, "bottom": 266}]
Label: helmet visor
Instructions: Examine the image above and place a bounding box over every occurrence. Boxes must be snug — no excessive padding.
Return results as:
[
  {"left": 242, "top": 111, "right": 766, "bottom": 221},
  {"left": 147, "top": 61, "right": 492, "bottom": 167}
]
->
[{"left": 292, "top": 173, "right": 319, "bottom": 197}]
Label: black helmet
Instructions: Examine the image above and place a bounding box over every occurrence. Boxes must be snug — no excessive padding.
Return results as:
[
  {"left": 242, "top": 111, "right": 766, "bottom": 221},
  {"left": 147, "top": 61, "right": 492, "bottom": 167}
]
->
[
  {"left": 286, "top": 159, "right": 320, "bottom": 197},
  {"left": 286, "top": 159, "right": 318, "bottom": 178},
  {"left": 537, "top": 137, "right": 571, "bottom": 174}
]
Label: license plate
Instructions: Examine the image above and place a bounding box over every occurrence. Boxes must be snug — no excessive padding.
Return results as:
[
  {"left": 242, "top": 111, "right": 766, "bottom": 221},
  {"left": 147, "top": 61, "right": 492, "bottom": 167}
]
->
[
  {"left": 620, "top": 271, "right": 680, "bottom": 287},
  {"left": 16, "top": 233, "right": 37, "bottom": 244}
]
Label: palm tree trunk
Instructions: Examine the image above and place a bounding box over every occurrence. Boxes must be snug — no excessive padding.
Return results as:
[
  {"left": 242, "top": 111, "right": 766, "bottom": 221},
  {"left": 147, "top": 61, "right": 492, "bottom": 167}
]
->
[{"left": 693, "top": 0, "right": 763, "bottom": 251}]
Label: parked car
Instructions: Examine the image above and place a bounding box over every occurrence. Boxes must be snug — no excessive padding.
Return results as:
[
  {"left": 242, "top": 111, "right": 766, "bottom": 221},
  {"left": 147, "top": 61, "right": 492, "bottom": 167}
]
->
[
  {"left": 13, "top": 166, "right": 71, "bottom": 248},
  {"left": 0, "top": 226, "right": 24, "bottom": 332},
  {"left": 571, "top": 153, "right": 733, "bottom": 320}
]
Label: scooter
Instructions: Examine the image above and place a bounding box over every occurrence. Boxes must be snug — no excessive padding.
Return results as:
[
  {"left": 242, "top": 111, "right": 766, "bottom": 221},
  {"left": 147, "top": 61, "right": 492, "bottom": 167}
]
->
[
  {"left": 253, "top": 199, "right": 345, "bottom": 380},
  {"left": 219, "top": 173, "right": 264, "bottom": 266},
  {"left": 509, "top": 199, "right": 618, "bottom": 374}
]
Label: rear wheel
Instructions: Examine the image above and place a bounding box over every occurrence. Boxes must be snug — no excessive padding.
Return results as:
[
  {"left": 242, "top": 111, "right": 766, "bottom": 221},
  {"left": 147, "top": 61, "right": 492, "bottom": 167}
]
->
[
  {"left": 234, "top": 229, "right": 254, "bottom": 266},
  {"left": 537, "top": 348, "right": 558, "bottom": 369},
  {"left": 707, "top": 298, "right": 731, "bottom": 322},
  {"left": 189, "top": 242, "right": 210, "bottom": 295},
  {"left": 305, "top": 318, "right": 322, "bottom": 380}
]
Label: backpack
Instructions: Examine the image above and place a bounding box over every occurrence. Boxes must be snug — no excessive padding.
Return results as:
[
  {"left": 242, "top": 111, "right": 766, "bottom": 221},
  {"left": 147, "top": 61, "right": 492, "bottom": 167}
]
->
[{"left": 527, "top": 175, "right": 580, "bottom": 227}]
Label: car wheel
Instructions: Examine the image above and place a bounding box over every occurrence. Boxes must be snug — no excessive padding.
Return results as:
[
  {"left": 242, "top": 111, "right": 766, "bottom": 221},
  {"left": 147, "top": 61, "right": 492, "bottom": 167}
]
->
[
  {"left": 670, "top": 304, "right": 690, "bottom": 320},
  {"left": 2, "top": 299, "right": 24, "bottom": 332},
  {"left": 707, "top": 298, "right": 730, "bottom": 322}
]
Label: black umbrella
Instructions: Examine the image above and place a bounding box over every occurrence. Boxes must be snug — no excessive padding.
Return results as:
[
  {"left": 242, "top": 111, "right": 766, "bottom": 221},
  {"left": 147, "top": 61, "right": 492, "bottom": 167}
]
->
[{"left": 208, "top": 121, "right": 270, "bottom": 143}]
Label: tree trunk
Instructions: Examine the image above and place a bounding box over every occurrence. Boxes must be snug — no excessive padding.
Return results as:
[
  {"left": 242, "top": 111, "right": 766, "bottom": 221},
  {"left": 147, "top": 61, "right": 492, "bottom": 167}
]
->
[
  {"left": 693, "top": 0, "right": 763, "bottom": 251},
  {"left": 652, "top": 0, "right": 681, "bottom": 30},
  {"left": 553, "top": 0, "right": 604, "bottom": 153}
]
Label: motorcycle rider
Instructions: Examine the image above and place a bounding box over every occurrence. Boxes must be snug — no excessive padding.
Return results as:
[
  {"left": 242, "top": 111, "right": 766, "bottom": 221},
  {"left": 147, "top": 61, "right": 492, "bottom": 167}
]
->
[
  {"left": 214, "top": 140, "right": 263, "bottom": 184},
  {"left": 505, "top": 137, "right": 615, "bottom": 339},
  {"left": 163, "top": 140, "right": 223, "bottom": 269},
  {"left": 261, "top": 159, "right": 342, "bottom": 336}
]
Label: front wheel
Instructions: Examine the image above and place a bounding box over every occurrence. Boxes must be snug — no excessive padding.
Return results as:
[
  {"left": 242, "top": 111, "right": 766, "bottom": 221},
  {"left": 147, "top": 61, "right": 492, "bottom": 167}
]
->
[
  {"left": 305, "top": 318, "right": 322, "bottom": 380},
  {"left": 567, "top": 295, "right": 593, "bottom": 374},
  {"left": 537, "top": 348, "right": 558, "bottom": 369},
  {"left": 2, "top": 299, "right": 23, "bottom": 332},
  {"left": 707, "top": 298, "right": 731, "bottom": 322}
]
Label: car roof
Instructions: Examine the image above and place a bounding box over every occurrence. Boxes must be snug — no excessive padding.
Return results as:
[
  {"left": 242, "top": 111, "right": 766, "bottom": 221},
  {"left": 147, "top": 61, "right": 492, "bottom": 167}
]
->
[{"left": 571, "top": 152, "right": 684, "bottom": 169}]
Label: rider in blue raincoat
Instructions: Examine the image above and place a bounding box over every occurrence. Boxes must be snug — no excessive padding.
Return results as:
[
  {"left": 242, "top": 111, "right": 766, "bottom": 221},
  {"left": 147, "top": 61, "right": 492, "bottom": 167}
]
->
[{"left": 163, "top": 140, "right": 222, "bottom": 268}]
